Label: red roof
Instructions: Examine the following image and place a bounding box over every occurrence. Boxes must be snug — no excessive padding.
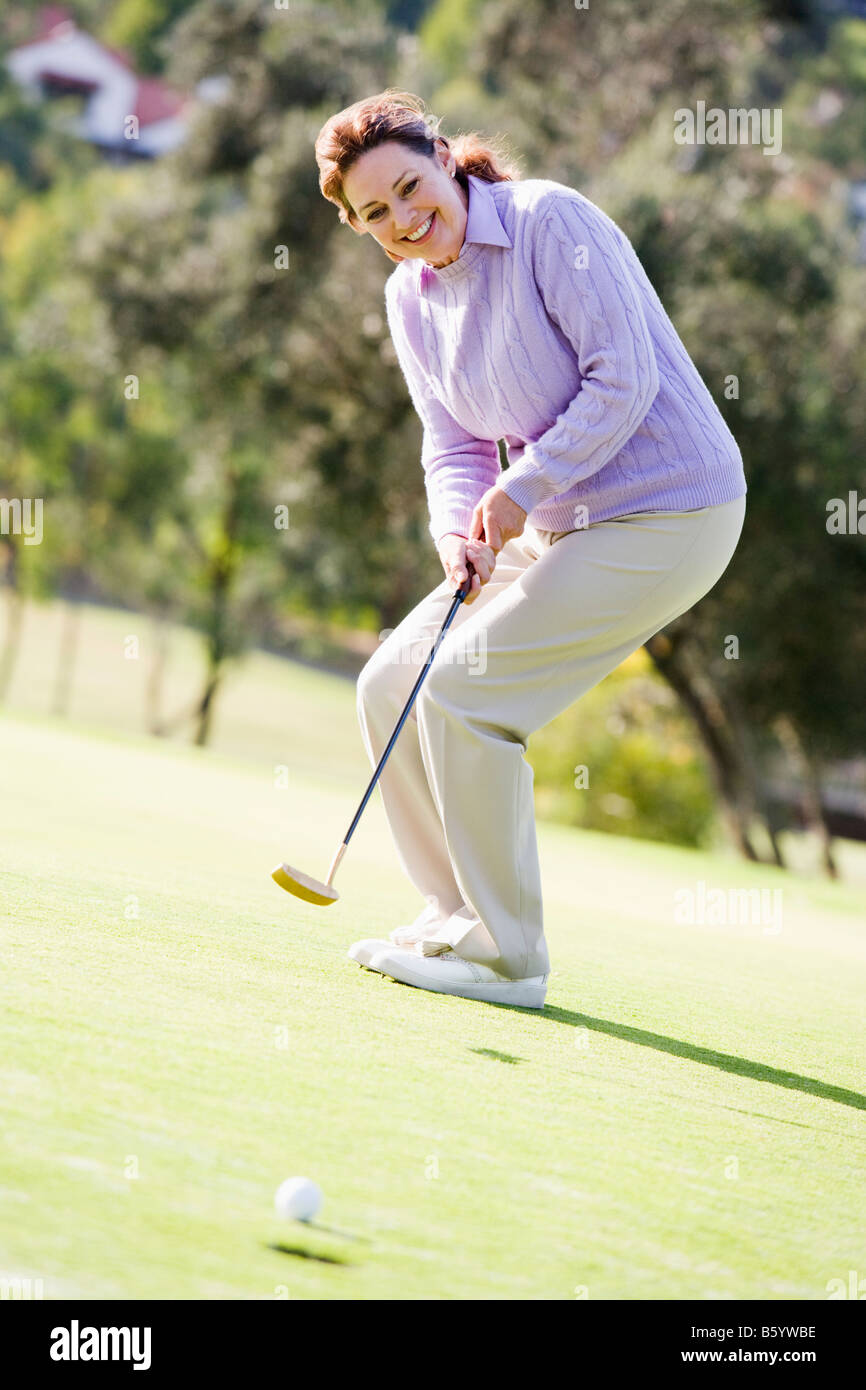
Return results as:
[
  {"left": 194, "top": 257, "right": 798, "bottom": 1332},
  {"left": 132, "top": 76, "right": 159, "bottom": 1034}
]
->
[
  {"left": 15, "top": 4, "right": 135, "bottom": 69},
  {"left": 134, "top": 76, "right": 187, "bottom": 125},
  {"left": 36, "top": 5, "right": 74, "bottom": 40},
  {"left": 14, "top": 5, "right": 77, "bottom": 46}
]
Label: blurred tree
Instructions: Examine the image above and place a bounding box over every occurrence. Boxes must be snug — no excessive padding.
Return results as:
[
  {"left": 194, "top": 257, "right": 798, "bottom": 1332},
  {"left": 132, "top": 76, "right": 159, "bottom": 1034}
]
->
[
  {"left": 0, "top": 41, "right": 95, "bottom": 195},
  {"left": 101, "top": 0, "right": 201, "bottom": 74},
  {"left": 3, "top": 0, "right": 863, "bottom": 852},
  {"left": 419, "top": 0, "right": 484, "bottom": 81},
  {"left": 385, "top": 0, "right": 437, "bottom": 29},
  {"left": 528, "top": 649, "right": 717, "bottom": 848},
  {"left": 621, "top": 169, "right": 866, "bottom": 864},
  {"left": 70, "top": 0, "right": 437, "bottom": 741},
  {"left": 427, "top": 0, "right": 758, "bottom": 184},
  {"left": 463, "top": 0, "right": 866, "bottom": 867},
  {"left": 0, "top": 170, "right": 192, "bottom": 712}
]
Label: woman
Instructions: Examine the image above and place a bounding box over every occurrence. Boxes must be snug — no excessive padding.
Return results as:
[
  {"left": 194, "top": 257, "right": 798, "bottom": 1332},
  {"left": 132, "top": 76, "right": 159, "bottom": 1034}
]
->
[{"left": 314, "top": 90, "right": 746, "bottom": 1009}]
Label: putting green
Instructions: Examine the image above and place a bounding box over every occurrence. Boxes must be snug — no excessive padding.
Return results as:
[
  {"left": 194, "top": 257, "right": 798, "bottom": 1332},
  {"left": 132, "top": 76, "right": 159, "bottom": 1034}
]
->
[{"left": 1, "top": 708, "right": 865, "bottom": 1300}]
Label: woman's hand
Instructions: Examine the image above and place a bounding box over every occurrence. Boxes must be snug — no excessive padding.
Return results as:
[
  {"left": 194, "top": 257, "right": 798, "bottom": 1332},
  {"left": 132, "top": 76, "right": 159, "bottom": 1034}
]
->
[
  {"left": 469, "top": 486, "right": 527, "bottom": 553},
  {"left": 437, "top": 533, "right": 497, "bottom": 606}
]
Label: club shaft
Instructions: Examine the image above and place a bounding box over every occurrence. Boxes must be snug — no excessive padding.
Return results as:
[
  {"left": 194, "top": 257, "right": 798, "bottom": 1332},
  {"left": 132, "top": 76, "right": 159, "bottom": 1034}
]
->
[{"left": 341, "top": 580, "right": 470, "bottom": 848}]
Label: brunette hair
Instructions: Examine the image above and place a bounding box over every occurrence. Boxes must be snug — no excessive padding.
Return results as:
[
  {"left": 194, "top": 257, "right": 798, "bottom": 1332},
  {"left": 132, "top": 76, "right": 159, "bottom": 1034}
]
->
[{"left": 314, "top": 88, "right": 521, "bottom": 232}]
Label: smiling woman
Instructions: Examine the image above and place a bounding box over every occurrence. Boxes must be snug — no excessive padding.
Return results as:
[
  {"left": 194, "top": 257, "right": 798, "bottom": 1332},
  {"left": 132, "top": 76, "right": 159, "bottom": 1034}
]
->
[
  {"left": 315, "top": 88, "right": 520, "bottom": 268},
  {"left": 343, "top": 142, "right": 468, "bottom": 266},
  {"left": 310, "top": 89, "right": 748, "bottom": 1010}
]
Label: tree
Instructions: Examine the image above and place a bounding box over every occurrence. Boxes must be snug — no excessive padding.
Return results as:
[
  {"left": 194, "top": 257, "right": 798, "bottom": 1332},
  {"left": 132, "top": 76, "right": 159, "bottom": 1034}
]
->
[
  {"left": 70, "top": 0, "right": 436, "bottom": 740},
  {"left": 462, "top": 0, "right": 866, "bottom": 867}
]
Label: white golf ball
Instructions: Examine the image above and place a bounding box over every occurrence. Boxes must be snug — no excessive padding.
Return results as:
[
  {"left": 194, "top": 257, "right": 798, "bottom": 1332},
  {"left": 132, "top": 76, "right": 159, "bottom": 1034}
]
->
[{"left": 274, "top": 1177, "right": 323, "bottom": 1223}]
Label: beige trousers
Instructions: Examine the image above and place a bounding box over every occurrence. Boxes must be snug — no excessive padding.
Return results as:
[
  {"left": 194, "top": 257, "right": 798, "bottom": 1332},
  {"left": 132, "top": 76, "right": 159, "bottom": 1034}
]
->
[{"left": 356, "top": 494, "right": 746, "bottom": 979}]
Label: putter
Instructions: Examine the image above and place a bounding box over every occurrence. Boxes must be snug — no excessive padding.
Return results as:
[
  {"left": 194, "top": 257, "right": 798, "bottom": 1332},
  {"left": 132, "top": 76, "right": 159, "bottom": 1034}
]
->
[{"left": 272, "top": 561, "right": 477, "bottom": 905}]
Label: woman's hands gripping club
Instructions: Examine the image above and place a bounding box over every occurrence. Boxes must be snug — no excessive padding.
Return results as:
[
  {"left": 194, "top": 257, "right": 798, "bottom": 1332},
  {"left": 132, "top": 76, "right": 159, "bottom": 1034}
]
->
[
  {"left": 436, "top": 486, "right": 528, "bottom": 605},
  {"left": 437, "top": 533, "right": 495, "bottom": 604}
]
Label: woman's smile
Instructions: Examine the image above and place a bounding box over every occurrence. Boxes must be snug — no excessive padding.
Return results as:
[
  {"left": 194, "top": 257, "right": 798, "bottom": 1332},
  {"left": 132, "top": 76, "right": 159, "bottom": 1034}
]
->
[
  {"left": 402, "top": 211, "right": 436, "bottom": 244},
  {"left": 339, "top": 141, "right": 469, "bottom": 267}
]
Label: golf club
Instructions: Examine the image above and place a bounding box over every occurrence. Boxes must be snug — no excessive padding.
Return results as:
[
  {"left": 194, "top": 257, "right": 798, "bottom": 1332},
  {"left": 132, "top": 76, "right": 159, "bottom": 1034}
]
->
[{"left": 271, "top": 560, "right": 477, "bottom": 905}]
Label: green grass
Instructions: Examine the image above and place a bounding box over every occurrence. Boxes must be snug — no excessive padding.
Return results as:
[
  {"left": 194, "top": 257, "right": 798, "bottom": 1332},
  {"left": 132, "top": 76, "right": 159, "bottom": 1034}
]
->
[
  {"left": 0, "top": 597, "right": 372, "bottom": 776},
  {"left": 2, "top": 683, "right": 866, "bottom": 1300},
  {"left": 5, "top": 595, "right": 862, "bottom": 877}
]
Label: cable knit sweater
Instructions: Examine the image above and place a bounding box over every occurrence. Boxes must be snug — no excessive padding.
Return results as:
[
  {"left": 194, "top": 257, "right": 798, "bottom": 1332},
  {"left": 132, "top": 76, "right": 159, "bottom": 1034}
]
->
[{"left": 384, "top": 173, "right": 747, "bottom": 545}]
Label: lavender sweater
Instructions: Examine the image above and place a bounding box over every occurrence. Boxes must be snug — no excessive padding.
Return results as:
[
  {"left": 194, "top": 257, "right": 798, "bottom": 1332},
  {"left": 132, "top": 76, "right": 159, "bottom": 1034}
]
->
[{"left": 384, "top": 173, "right": 746, "bottom": 545}]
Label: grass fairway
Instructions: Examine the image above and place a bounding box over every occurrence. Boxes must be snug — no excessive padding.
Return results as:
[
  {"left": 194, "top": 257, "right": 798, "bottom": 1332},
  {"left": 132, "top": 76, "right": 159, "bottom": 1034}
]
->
[{"left": 2, "top": 699, "right": 865, "bottom": 1301}]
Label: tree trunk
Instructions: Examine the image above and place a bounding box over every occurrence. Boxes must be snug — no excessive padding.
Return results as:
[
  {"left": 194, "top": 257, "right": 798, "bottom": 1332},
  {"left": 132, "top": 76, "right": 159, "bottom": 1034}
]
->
[
  {"left": 52, "top": 597, "right": 82, "bottom": 718},
  {"left": 773, "top": 715, "right": 838, "bottom": 879},
  {"left": 0, "top": 542, "right": 25, "bottom": 702},
  {"left": 645, "top": 632, "right": 761, "bottom": 861},
  {"left": 193, "top": 669, "right": 222, "bottom": 747},
  {"left": 715, "top": 681, "right": 787, "bottom": 869},
  {"left": 191, "top": 476, "right": 241, "bottom": 747},
  {"left": 146, "top": 612, "right": 171, "bottom": 735},
  {"left": 806, "top": 753, "right": 839, "bottom": 880}
]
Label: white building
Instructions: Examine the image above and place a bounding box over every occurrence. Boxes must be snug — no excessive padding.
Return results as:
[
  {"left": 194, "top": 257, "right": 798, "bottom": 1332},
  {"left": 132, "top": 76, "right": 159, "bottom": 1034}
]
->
[{"left": 5, "top": 4, "right": 199, "bottom": 158}]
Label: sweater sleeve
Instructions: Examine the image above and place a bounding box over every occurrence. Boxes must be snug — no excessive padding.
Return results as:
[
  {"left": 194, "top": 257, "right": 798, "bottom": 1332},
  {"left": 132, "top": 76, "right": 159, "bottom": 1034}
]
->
[
  {"left": 385, "top": 272, "right": 501, "bottom": 545},
  {"left": 498, "top": 193, "right": 660, "bottom": 516}
]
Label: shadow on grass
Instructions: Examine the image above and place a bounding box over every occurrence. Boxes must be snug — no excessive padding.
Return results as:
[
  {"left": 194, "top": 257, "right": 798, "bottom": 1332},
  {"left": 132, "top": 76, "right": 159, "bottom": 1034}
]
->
[
  {"left": 266, "top": 1242, "right": 350, "bottom": 1266},
  {"left": 534, "top": 1006, "right": 866, "bottom": 1112},
  {"left": 374, "top": 972, "right": 865, "bottom": 1111},
  {"left": 470, "top": 1047, "right": 524, "bottom": 1064}
]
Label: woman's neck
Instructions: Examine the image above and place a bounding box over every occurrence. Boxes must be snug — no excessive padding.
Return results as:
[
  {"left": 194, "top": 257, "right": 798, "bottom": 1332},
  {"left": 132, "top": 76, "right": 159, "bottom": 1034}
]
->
[{"left": 427, "top": 179, "right": 470, "bottom": 269}]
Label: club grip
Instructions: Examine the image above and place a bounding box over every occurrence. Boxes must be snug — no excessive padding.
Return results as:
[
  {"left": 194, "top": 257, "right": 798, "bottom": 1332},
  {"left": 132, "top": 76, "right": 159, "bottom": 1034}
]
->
[{"left": 455, "top": 560, "right": 476, "bottom": 602}]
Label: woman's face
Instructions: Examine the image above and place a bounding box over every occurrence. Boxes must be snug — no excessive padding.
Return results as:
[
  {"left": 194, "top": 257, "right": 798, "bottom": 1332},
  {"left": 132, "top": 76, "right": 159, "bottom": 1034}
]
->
[{"left": 343, "top": 139, "right": 469, "bottom": 267}]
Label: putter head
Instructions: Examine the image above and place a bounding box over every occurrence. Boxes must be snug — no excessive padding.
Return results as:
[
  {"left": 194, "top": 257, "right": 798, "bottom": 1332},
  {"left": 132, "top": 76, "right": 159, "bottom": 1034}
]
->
[{"left": 271, "top": 862, "right": 339, "bottom": 906}]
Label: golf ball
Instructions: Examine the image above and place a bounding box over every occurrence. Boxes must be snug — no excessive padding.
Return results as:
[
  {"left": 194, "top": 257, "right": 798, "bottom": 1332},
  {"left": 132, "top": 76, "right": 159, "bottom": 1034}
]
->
[{"left": 274, "top": 1177, "right": 323, "bottom": 1223}]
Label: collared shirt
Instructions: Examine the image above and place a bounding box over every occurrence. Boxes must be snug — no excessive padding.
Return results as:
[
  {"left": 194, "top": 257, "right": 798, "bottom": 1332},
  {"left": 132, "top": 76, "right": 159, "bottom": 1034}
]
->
[
  {"left": 417, "top": 174, "right": 512, "bottom": 294},
  {"left": 385, "top": 173, "right": 746, "bottom": 544}
]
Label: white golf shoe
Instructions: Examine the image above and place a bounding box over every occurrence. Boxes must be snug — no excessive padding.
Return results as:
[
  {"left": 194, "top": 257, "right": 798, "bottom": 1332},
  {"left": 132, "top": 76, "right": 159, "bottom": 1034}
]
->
[
  {"left": 388, "top": 900, "right": 447, "bottom": 947},
  {"left": 348, "top": 931, "right": 449, "bottom": 968},
  {"left": 366, "top": 945, "right": 548, "bottom": 1009},
  {"left": 388, "top": 926, "right": 451, "bottom": 954},
  {"left": 347, "top": 938, "right": 395, "bottom": 968},
  {"left": 389, "top": 923, "right": 425, "bottom": 945}
]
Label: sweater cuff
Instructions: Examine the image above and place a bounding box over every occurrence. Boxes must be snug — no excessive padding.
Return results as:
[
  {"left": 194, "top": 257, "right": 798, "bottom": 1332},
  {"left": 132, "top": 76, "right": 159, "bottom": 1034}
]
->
[
  {"left": 429, "top": 508, "right": 475, "bottom": 546},
  {"left": 499, "top": 460, "right": 563, "bottom": 515}
]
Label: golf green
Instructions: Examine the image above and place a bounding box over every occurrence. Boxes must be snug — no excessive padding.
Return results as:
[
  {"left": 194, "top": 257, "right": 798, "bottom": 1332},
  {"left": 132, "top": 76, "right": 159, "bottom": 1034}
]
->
[{"left": 1, "top": 708, "right": 864, "bottom": 1299}]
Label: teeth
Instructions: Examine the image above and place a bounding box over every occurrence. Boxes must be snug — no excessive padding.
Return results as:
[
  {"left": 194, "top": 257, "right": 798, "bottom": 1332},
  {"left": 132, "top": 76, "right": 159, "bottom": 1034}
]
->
[{"left": 405, "top": 214, "right": 433, "bottom": 242}]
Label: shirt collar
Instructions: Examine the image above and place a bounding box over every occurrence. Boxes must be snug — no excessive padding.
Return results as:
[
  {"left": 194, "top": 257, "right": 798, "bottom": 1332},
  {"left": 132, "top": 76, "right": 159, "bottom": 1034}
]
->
[
  {"left": 462, "top": 173, "right": 513, "bottom": 251},
  {"left": 416, "top": 174, "right": 512, "bottom": 291}
]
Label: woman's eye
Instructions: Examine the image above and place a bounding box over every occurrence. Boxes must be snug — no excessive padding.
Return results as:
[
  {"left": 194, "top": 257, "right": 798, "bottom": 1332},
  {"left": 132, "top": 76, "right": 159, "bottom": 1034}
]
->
[{"left": 369, "top": 180, "right": 418, "bottom": 221}]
